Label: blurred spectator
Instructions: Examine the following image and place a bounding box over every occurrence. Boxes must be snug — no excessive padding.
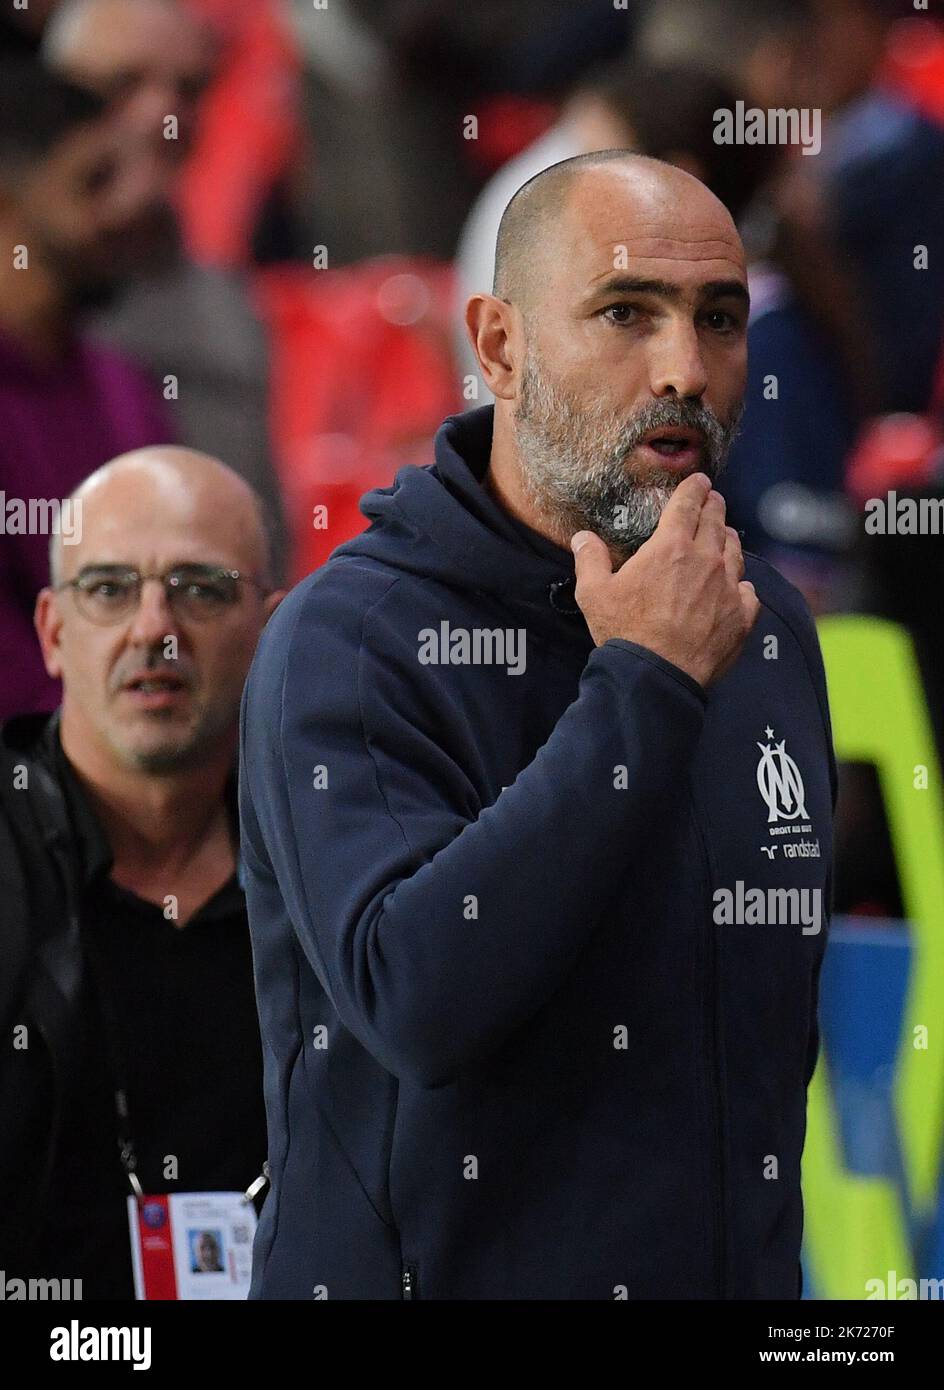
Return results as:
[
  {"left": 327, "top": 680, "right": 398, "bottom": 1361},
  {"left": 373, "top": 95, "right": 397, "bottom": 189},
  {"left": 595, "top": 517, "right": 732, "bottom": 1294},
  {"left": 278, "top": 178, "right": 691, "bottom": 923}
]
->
[
  {"left": 44, "top": 0, "right": 213, "bottom": 149},
  {"left": 0, "top": 57, "right": 173, "bottom": 718},
  {"left": 644, "top": 0, "right": 944, "bottom": 418},
  {"left": 639, "top": 0, "right": 881, "bottom": 423},
  {"left": 719, "top": 260, "right": 859, "bottom": 611},
  {"left": 45, "top": 0, "right": 289, "bottom": 580},
  {"left": 639, "top": 0, "right": 806, "bottom": 94},
  {"left": 0, "top": 447, "right": 280, "bottom": 1298},
  {"left": 287, "top": 0, "right": 418, "bottom": 264},
  {"left": 290, "top": 0, "right": 637, "bottom": 263},
  {"left": 801, "top": 0, "right": 944, "bottom": 415},
  {"left": 716, "top": 0, "right": 944, "bottom": 595}
]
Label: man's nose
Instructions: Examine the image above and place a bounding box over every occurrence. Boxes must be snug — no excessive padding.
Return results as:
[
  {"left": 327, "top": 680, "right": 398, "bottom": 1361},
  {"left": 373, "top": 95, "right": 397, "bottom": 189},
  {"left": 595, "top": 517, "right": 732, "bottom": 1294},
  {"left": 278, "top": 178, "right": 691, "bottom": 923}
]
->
[
  {"left": 126, "top": 578, "right": 180, "bottom": 647},
  {"left": 126, "top": 82, "right": 177, "bottom": 137},
  {"left": 647, "top": 318, "right": 709, "bottom": 400}
]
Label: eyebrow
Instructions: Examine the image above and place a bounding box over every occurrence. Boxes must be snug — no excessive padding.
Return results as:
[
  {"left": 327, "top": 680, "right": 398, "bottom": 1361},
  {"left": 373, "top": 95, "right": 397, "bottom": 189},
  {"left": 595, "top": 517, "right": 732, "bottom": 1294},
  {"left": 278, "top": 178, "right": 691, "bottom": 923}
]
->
[
  {"left": 73, "top": 564, "right": 136, "bottom": 577},
  {"left": 586, "top": 276, "right": 750, "bottom": 308},
  {"left": 73, "top": 561, "right": 227, "bottom": 576}
]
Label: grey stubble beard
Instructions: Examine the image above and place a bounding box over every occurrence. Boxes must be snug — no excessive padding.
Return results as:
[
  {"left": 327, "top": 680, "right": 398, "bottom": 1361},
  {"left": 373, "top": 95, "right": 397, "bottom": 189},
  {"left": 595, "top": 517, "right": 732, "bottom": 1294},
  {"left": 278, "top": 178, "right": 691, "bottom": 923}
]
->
[{"left": 513, "top": 351, "right": 743, "bottom": 562}]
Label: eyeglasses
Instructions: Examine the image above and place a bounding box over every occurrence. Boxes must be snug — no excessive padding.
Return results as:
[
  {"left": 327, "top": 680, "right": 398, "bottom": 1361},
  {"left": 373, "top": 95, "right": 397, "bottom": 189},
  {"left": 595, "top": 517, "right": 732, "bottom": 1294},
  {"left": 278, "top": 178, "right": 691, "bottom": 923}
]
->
[{"left": 56, "top": 565, "right": 267, "bottom": 625}]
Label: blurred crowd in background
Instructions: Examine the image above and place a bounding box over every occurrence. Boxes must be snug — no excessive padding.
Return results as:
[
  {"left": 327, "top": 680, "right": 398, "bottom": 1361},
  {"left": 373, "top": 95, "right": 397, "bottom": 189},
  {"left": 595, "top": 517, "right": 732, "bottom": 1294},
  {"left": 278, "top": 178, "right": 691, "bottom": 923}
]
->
[{"left": 2, "top": 0, "right": 944, "bottom": 911}]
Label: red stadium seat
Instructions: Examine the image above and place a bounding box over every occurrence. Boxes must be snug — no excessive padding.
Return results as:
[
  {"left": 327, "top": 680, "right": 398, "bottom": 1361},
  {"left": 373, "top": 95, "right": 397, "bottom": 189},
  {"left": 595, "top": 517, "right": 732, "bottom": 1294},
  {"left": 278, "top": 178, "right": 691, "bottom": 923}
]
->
[
  {"left": 845, "top": 413, "right": 944, "bottom": 510},
  {"left": 882, "top": 17, "right": 944, "bottom": 125},
  {"left": 254, "top": 260, "right": 461, "bottom": 581},
  {"left": 464, "top": 95, "right": 558, "bottom": 177},
  {"left": 178, "top": 0, "right": 304, "bottom": 268}
]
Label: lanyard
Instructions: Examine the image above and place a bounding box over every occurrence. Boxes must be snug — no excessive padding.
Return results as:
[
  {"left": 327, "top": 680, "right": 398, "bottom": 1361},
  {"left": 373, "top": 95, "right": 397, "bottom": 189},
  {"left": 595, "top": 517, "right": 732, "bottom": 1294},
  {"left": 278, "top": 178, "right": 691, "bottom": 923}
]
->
[
  {"left": 81, "top": 932, "right": 145, "bottom": 1200},
  {"left": 81, "top": 924, "right": 269, "bottom": 1208}
]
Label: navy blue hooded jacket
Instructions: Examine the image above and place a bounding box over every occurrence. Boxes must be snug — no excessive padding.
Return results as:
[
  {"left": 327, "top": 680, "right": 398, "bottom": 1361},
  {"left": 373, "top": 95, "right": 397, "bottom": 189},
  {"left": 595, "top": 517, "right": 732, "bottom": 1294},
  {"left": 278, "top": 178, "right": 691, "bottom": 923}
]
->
[{"left": 239, "top": 405, "right": 837, "bottom": 1300}]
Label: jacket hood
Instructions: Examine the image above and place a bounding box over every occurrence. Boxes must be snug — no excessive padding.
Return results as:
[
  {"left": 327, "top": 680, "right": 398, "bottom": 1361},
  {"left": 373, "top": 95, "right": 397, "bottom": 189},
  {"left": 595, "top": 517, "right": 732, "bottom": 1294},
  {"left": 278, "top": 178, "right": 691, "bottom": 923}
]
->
[{"left": 333, "top": 407, "right": 588, "bottom": 647}]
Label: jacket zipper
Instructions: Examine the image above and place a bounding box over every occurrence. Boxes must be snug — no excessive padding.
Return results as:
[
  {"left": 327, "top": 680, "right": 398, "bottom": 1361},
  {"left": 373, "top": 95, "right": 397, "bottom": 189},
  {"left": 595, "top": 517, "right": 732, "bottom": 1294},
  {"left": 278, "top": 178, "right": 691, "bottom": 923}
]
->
[{"left": 401, "top": 1264, "right": 417, "bottom": 1300}]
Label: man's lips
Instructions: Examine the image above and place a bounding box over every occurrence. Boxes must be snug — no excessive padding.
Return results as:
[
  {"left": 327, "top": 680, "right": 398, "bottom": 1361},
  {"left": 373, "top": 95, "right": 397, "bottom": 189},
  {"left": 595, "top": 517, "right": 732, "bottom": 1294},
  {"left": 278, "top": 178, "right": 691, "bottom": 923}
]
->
[
  {"left": 634, "top": 427, "right": 706, "bottom": 472},
  {"left": 118, "top": 673, "right": 191, "bottom": 709}
]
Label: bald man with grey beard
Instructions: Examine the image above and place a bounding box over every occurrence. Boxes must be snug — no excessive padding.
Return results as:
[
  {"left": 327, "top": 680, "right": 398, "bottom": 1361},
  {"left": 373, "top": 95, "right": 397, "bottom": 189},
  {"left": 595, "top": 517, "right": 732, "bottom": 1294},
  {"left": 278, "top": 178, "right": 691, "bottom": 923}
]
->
[{"left": 241, "top": 152, "right": 836, "bottom": 1301}]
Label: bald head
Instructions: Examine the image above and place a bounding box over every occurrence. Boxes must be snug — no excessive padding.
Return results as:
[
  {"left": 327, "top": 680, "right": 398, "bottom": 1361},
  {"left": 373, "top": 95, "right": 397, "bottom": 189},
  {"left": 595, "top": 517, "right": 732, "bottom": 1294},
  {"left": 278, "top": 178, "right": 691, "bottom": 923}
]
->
[
  {"left": 493, "top": 151, "right": 741, "bottom": 312},
  {"left": 49, "top": 446, "right": 274, "bottom": 588}
]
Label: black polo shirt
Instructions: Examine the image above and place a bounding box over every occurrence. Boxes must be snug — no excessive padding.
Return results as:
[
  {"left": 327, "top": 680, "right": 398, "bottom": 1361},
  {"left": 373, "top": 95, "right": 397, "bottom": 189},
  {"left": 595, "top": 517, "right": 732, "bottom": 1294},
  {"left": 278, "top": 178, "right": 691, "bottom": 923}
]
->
[{"left": 31, "top": 738, "right": 267, "bottom": 1300}]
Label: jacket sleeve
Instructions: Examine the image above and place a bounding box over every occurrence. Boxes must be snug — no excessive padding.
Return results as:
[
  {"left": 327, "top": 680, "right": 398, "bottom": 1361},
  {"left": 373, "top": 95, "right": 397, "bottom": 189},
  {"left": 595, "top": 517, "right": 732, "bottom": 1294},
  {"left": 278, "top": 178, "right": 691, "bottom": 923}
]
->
[{"left": 245, "top": 581, "right": 708, "bottom": 1087}]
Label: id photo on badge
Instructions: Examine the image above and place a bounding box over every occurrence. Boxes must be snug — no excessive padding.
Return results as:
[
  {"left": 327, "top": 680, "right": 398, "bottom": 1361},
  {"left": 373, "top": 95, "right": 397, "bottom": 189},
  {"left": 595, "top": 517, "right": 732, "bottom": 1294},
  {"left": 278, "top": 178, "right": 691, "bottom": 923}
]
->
[{"left": 189, "top": 1229, "right": 225, "bottom": 1275}]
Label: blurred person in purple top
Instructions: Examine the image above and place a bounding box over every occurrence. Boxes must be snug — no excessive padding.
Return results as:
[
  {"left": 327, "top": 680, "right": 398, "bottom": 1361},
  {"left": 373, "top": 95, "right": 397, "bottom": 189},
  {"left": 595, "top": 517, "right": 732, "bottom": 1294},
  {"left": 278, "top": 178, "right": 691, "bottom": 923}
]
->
[{"left": 0, "top": 57, "right": 173, "bottom": 718}]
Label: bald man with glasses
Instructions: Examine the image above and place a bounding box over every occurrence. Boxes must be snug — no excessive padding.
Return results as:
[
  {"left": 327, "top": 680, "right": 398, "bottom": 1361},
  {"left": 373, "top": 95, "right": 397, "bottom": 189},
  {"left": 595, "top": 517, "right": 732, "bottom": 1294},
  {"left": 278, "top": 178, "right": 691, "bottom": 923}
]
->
[{"left": 0, "top": 446, "right": 283, "bottom": 1299}]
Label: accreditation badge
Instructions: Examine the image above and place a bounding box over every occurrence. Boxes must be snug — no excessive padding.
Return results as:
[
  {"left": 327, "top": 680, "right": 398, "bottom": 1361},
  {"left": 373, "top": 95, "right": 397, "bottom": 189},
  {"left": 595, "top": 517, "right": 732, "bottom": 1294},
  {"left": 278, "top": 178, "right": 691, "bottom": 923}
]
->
[{"left": 127, "top": 1191, "right": 257, "bottom": 1300}]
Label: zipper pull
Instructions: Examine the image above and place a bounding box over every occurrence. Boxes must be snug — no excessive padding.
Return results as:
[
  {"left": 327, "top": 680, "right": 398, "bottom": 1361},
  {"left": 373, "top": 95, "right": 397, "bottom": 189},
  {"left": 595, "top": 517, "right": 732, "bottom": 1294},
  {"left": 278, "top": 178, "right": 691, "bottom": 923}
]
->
[{"left": 402, "top": 1266, "right": 415, "bottom": 1300}]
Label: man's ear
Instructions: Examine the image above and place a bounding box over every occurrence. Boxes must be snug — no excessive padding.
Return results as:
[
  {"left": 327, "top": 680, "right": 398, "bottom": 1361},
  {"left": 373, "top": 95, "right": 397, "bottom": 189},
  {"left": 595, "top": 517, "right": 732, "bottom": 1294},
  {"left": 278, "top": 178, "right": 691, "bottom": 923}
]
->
[
  {"left": 34, "top": 587, "right": 65, "bottom": 679},
  {"left": 465, "top": 293, "right": 521, "bottom": 401}
]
